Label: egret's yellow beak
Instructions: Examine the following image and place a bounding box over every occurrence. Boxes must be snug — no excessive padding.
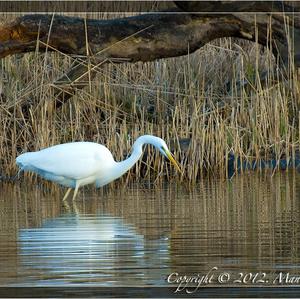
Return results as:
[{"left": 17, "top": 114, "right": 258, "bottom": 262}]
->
[{"left": 165, "top": 150, "right": 182, "bottom": 174}]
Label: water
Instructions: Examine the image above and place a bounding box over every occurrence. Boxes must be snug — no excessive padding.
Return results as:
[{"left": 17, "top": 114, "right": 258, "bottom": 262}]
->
[{"left": 1, "top": 172, "right": 300, "bottom": 297}]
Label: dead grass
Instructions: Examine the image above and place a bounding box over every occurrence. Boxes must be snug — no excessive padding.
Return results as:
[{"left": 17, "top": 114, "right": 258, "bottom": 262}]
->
[{"left": 0, "top": 12, "right": 299, "bottom": 187}]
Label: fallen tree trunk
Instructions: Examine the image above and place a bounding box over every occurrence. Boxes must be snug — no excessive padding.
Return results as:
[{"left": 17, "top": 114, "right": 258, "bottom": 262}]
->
[
  {"left": 0, "top": 2, "right": 299, "bottom": 106},
  {"left": 174, "top": 1, "right": 299, "bottom": 13},
  {"left": 1, "top": 9, "right": 298, "bottom": 63}
]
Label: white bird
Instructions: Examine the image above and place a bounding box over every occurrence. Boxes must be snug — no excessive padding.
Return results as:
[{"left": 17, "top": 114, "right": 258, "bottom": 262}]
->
[{"left": 16, "top": 135, "right": 181, "bottom": 201}]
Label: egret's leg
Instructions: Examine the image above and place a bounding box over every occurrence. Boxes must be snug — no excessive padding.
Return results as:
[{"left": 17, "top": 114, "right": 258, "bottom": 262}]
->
[
  {"left": 62, "top": 188, "right": 72, "bottom": 201},
  {"left": 72, "top": 183, "right": 80, "bottom": 201}
]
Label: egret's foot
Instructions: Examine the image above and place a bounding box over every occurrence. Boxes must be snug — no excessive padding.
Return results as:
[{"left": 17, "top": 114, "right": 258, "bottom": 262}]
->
[
  {"left": 62, "top": 200, "right": 71, "bottom": 213},
  {"left": 62, "top": 188, "right": 72, "bottom": 201},
  {"left": 72, "top": 201, "right": 79, "bottom": 215},
  {"left": 62, "top": 200, "right": 79, "bottom": 214}
]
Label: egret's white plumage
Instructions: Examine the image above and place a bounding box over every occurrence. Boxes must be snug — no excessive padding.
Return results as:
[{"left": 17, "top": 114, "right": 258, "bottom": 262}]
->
[{"left": 16, "top": 135, "right": 181, "bottom": 201}]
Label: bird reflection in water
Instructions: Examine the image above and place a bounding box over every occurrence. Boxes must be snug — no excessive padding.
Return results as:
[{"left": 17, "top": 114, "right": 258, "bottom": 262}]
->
[{"left": 18, "top": 208, "right": 170, "bottom": 286}]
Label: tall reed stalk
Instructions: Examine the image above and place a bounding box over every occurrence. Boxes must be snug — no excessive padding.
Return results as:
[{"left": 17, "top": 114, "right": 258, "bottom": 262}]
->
[{"left": 0, "top": 12, "right": 299, "bottom": 187}]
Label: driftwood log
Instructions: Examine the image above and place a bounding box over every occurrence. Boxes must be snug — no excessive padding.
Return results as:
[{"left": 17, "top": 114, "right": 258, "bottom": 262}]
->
[{"left": 0, "top": 1, "right": 299, "bottom": 106}]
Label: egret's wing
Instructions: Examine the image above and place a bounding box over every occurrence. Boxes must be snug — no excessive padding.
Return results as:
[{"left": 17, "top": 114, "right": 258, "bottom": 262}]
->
[{"left": 19, "top": 142, "right": 114, "bottom": 180}]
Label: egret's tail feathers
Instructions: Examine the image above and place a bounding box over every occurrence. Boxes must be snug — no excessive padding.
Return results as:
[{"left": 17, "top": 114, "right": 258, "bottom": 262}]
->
[
  {"left": 16, "top": 151, "right": 76, "bottom": 188},
  {"left": 16, "top": 152, "right": 43, "bottom": 174},
  {"left": 16, "top": 152, "right": 35, "bottom": 168}
]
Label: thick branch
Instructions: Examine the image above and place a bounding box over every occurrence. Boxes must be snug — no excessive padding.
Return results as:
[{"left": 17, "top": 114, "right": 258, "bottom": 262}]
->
[
  {"left": 0, "top": 11, "right": 272, "bottom": 61},
  {"left": 174, "top": 1, "right": 299, "bottom": 13}
]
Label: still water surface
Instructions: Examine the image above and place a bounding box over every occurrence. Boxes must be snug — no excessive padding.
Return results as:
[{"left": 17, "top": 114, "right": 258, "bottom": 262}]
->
[{"left": 0, "top": 172, "right": 300, "bottom": 295}]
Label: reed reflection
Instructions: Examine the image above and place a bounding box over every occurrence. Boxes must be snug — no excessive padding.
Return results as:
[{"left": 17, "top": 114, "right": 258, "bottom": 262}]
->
[{"left": 0, "top": 172, "right": 300, "bottom": 286}]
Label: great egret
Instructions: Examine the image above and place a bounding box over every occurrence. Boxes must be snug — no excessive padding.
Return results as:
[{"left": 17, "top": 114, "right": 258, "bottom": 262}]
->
[{"left": 16, "top": 135, "right": 181, "bottom": 201}]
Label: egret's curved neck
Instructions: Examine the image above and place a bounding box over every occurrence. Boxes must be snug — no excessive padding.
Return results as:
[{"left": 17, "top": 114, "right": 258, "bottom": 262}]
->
[{"left": 114, "top": 135, "right": 153, "bottom": 178}]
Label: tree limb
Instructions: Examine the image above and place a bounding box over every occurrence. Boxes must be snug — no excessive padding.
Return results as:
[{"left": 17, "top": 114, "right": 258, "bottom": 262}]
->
[{"left": 1, "top": 7, "right": 298, "bottom": 65}]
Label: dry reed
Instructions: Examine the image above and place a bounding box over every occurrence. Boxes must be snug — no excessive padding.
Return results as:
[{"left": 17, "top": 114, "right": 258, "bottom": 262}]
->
[{"left": 0, "top": 11, "right": 299, "bottom": 189}]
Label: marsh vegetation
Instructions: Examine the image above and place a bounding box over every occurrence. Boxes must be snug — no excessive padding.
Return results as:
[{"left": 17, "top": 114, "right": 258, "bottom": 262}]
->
[{"left": 0, "top": 11, "right": 299, "bottom": 187}]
